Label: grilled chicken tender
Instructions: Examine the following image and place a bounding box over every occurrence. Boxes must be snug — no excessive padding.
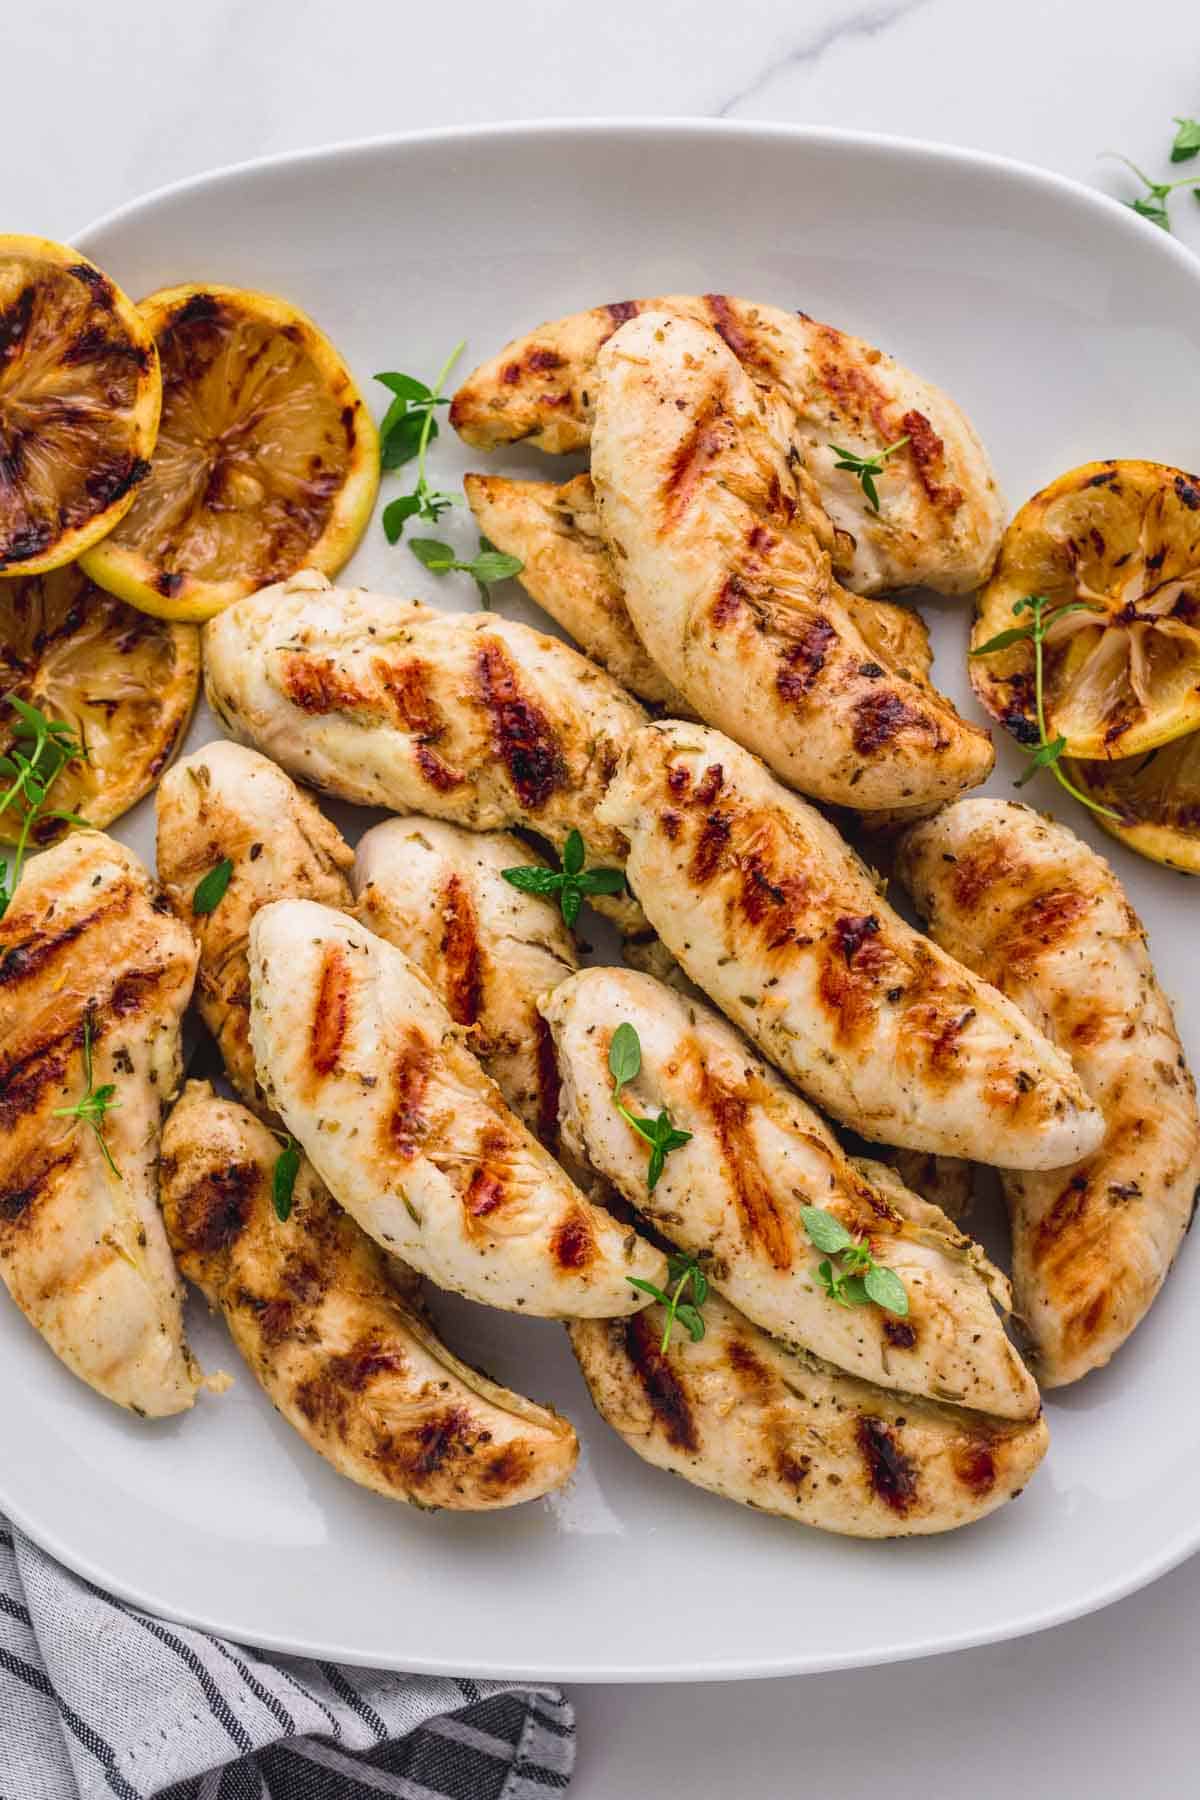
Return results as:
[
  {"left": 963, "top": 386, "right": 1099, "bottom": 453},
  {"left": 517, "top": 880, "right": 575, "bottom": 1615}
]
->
[
  {"left": 465, "top": 471, "right": 686, "bottom": 708},
  {"left": 897, "top": 798, "right": 1200, "bottom": 1385},
  {"left": 464, "top": 470, "right": 937, "bottom": 707},
  {"left": 599, "top": 722, "right": 1104, "bottom": 1168},
  {"left": 248, "top": 900, "right": 666, "bottom": 1315},
  {"left": 590, "top": 313, "right": 993, "bottom": 811},
  {"left": 352, "top": 816, "right": 576, "bottom": 1147},
  {"left": 0, "top": 832, "right": 200, "bottom": 1415},
  {"left": 543, "top": 968, "right": 1036, "bottom": 1416},
  {"left": 161, "top": 1083, "right": 578, "bottom": 1508},
  {"left": 157, "top": 741, "right": 354, "bottom": 1115},
  {"left": 570, "top": 1291, "right": 1047, "bottom": 1537},
  {"left": 450, "top": 292, "right": 1005, "bottom": 596},
  {"left": 204, "top": 568, "right": 649, "bottom": 937}
]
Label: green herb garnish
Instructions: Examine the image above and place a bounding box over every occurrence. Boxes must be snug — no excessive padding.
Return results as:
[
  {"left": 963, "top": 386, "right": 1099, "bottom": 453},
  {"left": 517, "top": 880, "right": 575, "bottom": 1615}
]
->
[
  {"left": 377, "top": 343, "right": 465, "bottom": 540},
  {"left": 607, "top": 1021, "right": 692, "bottom": 1192},
  {"left": 192, "top": 856, "right": 234, "bottom": 916},
  {"left": 970, "top": 594, "right": 1121, "bottom": 820},
  {"left": 0, "top": 695, "right": 88, "bottom": 920},
  {"left": 1106, "top": 152, "right": 1200, "bottom": 230},
  {"left": 409, "top": 535, "right": 523, "bottom": 608},
  {"left": 800, "top": 1206, "right": 908, "bottom": 1316},
  {"left": 628, "top": 1251, "right": 709, "bottom": 1353},
  {"left": 1171, "top": 118, "right": 1200, "bottom": 163},
  {"left": 500, "top": 828, "right": 625, "bottom": 929},
  {"left": 828, "top": 435, "right": 910, "bottom": 512},
  {"left": 52, "top": 1007, "right": 120, "bottom": 1179},
  {"left": 272, "top": 1135, "right": 300, "bottom": 1222}
]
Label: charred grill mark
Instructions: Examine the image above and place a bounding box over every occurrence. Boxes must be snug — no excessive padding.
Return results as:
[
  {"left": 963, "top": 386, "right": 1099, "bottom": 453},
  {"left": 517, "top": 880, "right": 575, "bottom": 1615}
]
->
[
  {"left": 952, "top": 1441, "right": 997, "bottom": 1496},
  {"left": 852, "top": 690, "right": 935, "bottom": 756},
  {"left": 1174, "top": 474, "right": 1200, "bottom": 511},
  {"left": 439, "top": 874, "right": 483, "bottom": 1026},
  {"left": 703, "top": 1074, "right": 793, "bottom": 1270},
  {"left": 385, "top": 1024, "right": 433, "bottom": 1160},
  {"left": 309, "top": 946, "right": 352, "bottom": 1076},
  {"left": 815, "top": 331, "right": 894, "bottom": 443},
  {"left": 1033, "top": 1172, "right": 1092, "bottom": 1267},
  {"left": 689, "top": 810, "right": 731, "bottom": 884},
  {"left": 173, "top": 1162, "right": 257, "bottom": 1258},
  {"left": 533, "top": 1014, "right": 562, "bottom": 1150},
  {"left": 465, "top": 1128, "right": 511, "bottom": 1220},
  {"left": 526, "top": 347, "right": 565, "bottom": 373},
  {"left": 406, "top": 1406, "right": 476, "bottom": 1476},
  {"left": 834, "top": 913, "right": 881, "bottom": 965},
  {"left": 602, "top": 299, "right": 641, "bottom": 340},
  {"left": 415, "top": 745, "right": 465, "bottom": 791},
  {"left": 818, "top": 928, "right": 892, "bottom": 1044},
  {"left": 666, "top": 763, "right": 692, "bottom": 798},
  {"left": 776, "top": 616, "right": 838, "bottom": 707},
  {"left": 552, "top": 1208, "right": 595, "bottom": 1270},
  {"left": 883, "top": 1318, "right": 918, "bottom": 1349},
  {"left": 0, "top": 1147, "right": 76, "bottom": 1227},
  {"left": 949, "top": 839, "right": 1019, "bottom": 911},
  {"left": 995, "top": 887, "right": 1092, "bottom": 972},
  {"left": 623, "top": 1311, "right": 698, "bottom": 1451},
  {"left": 710, "top": 575, "right": 745, "bottom": 627},
  {"left": 283, "top": 653, "right": 367, "bottom": 715},
  {"left": 703, "top": 293, "right": 756, "bottom": 364},
  {"left": 662, "top": 403, "right": 734, "bottom": 526},
  {"left": 0, "top": 1029, "right": 73, "bottom": 1131},
  {"left": 375, "top": 657, "right": 438, "bottom": 733},
  {"left": 695, "top": 763, "right": 724, "bottom": 805},
  {"left": 0, "top": 909, "right": 103, "bottom": 988},
  {"left": 475, "top": 640, "right": 565, "bottom": 810},
  {"left": 856, "top": 1415, "right": 918, "bottom": 1514},
  {"left": 900, "top": 409, "right": 963, "bottom": 512},
  {"left": 109, "top": 964, "right": 169, "bottom": 1017}
]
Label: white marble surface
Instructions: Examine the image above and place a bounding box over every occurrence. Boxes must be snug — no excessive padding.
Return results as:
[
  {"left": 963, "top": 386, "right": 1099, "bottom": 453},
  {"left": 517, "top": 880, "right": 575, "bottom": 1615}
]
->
[{"left": 7, "top": 0, "right": 1200, "bottom": 1793}]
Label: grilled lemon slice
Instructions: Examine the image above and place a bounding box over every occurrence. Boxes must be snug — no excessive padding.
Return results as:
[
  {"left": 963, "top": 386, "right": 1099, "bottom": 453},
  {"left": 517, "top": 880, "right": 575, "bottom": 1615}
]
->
[
  {"left": 81, "top": 285, "right": 379, "bottom": 621},
  {"left": 971, "top": 460, "right": 1200, "bottom": 759},
  {"left": 0, "top": 563, "right": 199, "bottom": 837},
  {"left": 0, "top": 236, "right": 160, "bottom": 577},
  {"left": 1065, "top": 736, "right": 1200, "bottom": 874}
]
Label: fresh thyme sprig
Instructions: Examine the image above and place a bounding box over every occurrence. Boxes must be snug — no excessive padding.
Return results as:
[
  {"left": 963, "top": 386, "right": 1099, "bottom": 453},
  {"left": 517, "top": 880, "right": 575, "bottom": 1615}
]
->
[
  {"left": 1171, "top": 117, "right": 1200, "bottom": 163},
  {"left": 971, "top": 594, "right": 1122, "bottom": 821},
  {"left": 52, "top": 1007, "right": 121, "bottom": 1180},
  {"left": 628, "top": 1251, "right": 709, "bottom": 1353},
  {"left": 272, "top": 1135, "right": 300, "bottom": 1222},
  {"left": 377, "top": 342, "right": 465, "bottom": 541},
  {"left": 607, "top": 1022, "right": 692, "bottom": 1193},
  {"left": 500, "top": 829, "right": 625, "bottom": 929},
  {"left": 800, "top": 1207, "right": 908, "bottom": 1316},
  {"left": 828, "top": 435, "right": 910, "bottom": 512},
  {"left": 192, "top": 856, "right": 233, "bottom": 916},
  {"left": 0, "top": 695, "right": 89, "bottom": 919},
  {"left": 1105, "top": 152, "right": 1200, "bottom": 231},
  {"left": 410, "top": 535, "right": 523, "bottom": 609}
]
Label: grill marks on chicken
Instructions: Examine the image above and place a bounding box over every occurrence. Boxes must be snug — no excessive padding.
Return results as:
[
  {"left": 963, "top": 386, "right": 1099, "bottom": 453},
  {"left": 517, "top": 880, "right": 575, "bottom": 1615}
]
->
[
  {"left": 248, "top": 900, "right": 665, "bottom": 1315},
  {"left": 542, "top": 967, "right": 1037, "bottom": 1417},
  {"left": 203, "top": 569, "right": 649, "bottom": 937},
  {"left": 351, "top": 817, "right": 577, "bottom": 1150},
  {"left": 450, "top": 292, "right": 1005, "bottom": 596},
  {"left": 160, "top": 1083, "right": 578, "bottom": 1508},
  {"left": 0, "top": 832, "right": 200, "bottom": 1414},
  {"left": 599, "top": 723, "right": 1104, "bottom": 1167},
  {"left": 589, "top": 314, "right": 993, "bottom": 811},
  {"left": 157, "top": 741, "right": 355, "bottom": 1118},
  {"left": 570, "top": 1289, "right": 1048, "bottom": 1537},
  {"left": 897, "top": 798, "right": 1200, "bottom": 1385}
]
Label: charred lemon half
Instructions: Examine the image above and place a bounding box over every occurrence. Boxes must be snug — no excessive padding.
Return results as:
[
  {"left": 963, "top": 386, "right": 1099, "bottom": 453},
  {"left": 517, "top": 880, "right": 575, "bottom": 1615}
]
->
[
  {"left": 1065, "top": 735, "right": 1200, "bottom": 874},
  {"left": 81, "top": 284, "right": 379, "bottom": 621},
  {"left": 0, "top": 563, "right": 199, "bottom": 837},
  {"left": 0, "top": 235, "right": 161, "bottom": 577},
  {"left": 971, "top": 460, "right": 1200, "bottom": 760}
]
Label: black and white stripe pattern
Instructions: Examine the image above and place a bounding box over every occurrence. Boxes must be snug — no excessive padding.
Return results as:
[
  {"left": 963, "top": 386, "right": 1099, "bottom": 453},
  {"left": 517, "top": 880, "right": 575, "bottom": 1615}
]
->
[{"left": 0, "top": 1517, "right": 574, "bottom": 1800}]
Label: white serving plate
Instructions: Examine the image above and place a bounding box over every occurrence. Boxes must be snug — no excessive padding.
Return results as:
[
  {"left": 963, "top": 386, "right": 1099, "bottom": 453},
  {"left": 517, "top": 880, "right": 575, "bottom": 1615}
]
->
[{"left": 2, "top": 121, "right": 1199, "bottom": 1682}]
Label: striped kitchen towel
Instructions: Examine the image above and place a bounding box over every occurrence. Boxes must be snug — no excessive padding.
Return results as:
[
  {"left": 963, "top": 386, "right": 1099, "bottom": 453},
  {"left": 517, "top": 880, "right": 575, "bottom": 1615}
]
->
[{"left": 0, "top": 1516, "right": 574, "bottom": 1800}]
